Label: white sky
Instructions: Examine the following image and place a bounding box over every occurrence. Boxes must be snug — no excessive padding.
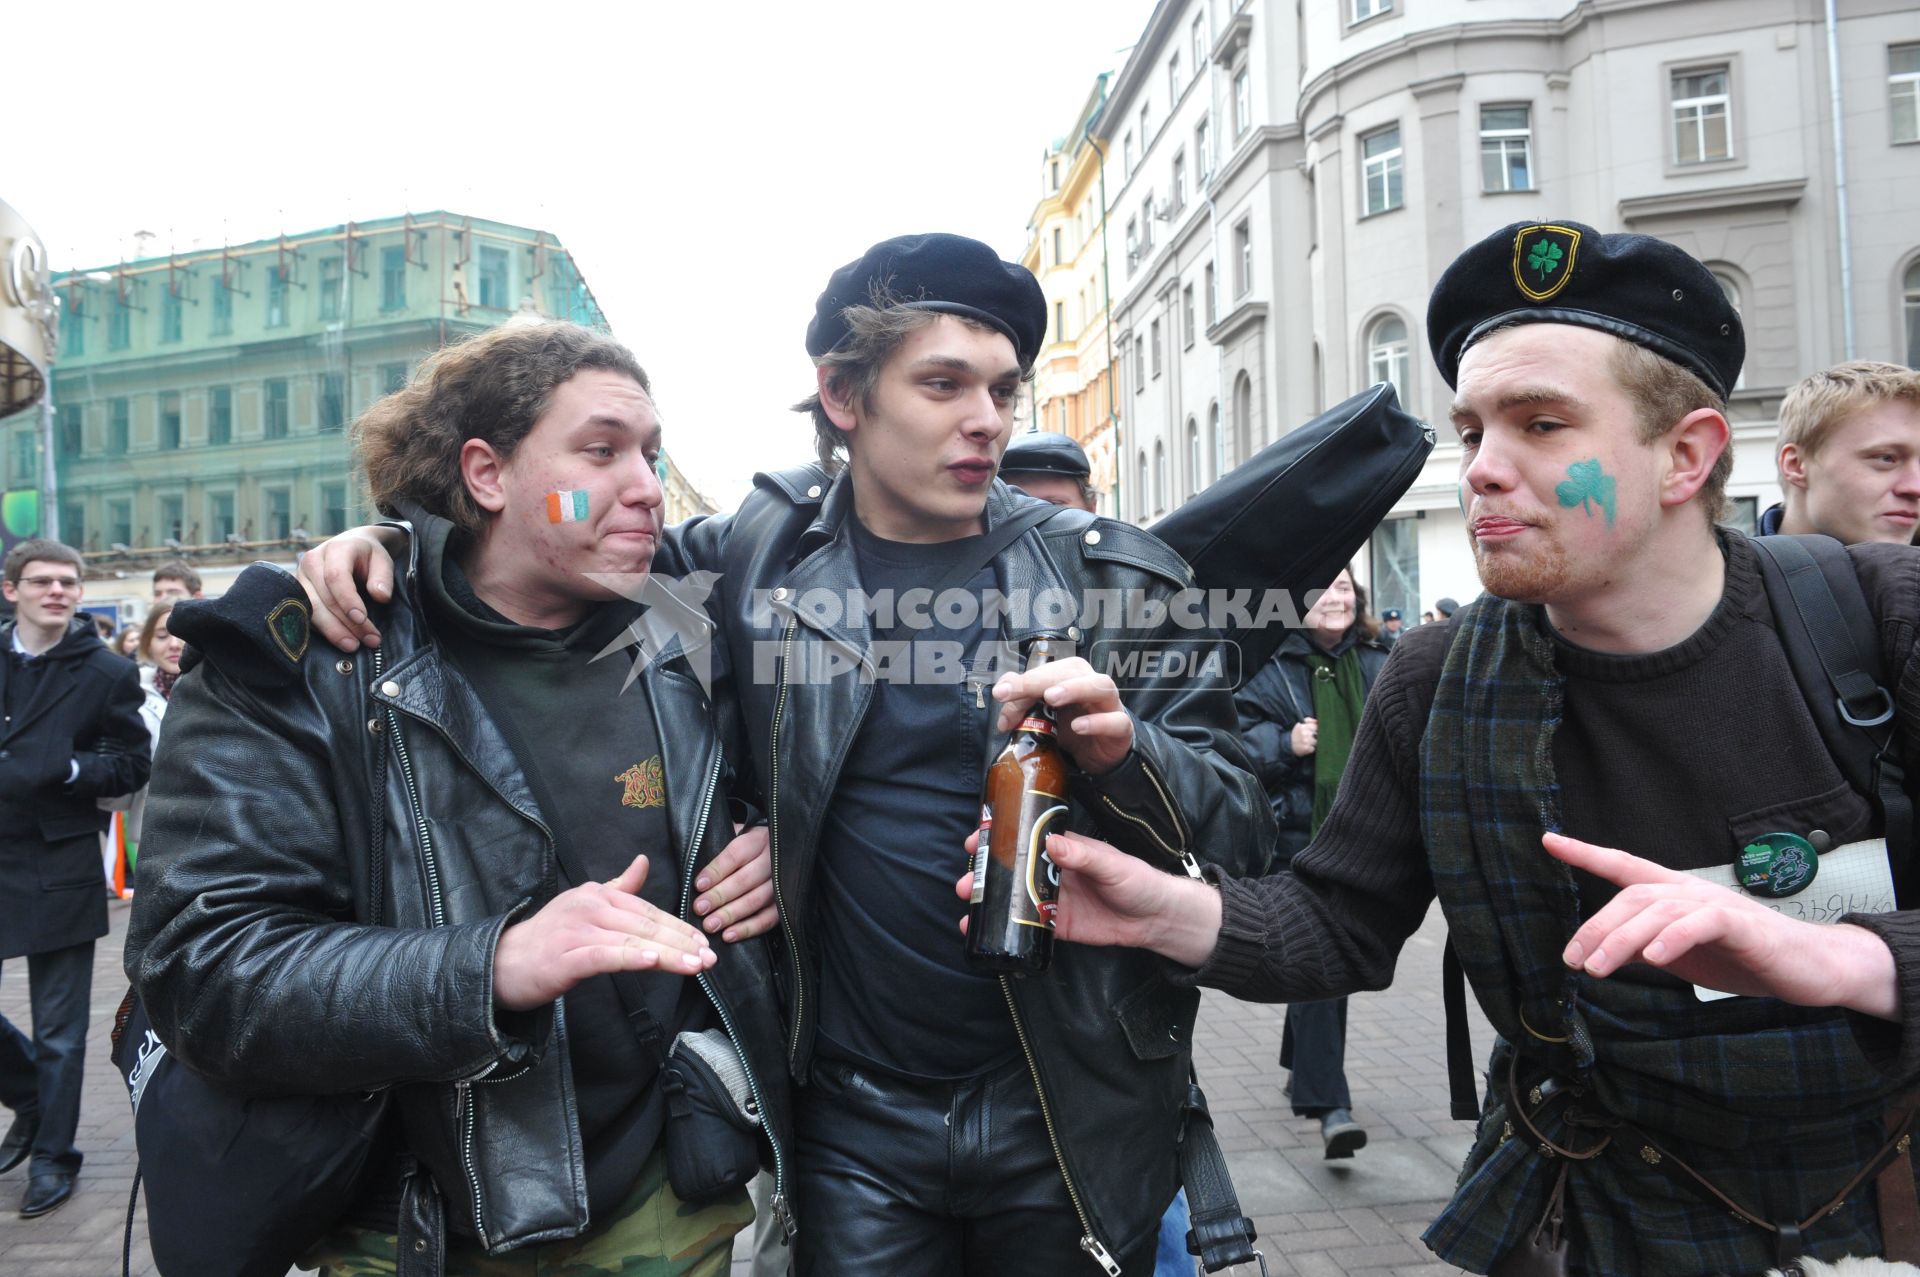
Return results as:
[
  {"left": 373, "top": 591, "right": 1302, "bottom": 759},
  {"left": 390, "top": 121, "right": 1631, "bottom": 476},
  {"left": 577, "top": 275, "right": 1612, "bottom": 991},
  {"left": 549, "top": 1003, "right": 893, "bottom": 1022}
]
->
[{"left": 7, "top": 0, "right": 1147, "bottom": 510}]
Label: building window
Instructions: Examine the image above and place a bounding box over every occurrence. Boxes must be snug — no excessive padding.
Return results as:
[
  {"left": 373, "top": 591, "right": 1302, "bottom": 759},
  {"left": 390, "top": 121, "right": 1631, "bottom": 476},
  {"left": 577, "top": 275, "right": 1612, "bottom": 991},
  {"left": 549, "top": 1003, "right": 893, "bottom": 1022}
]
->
[
  {"left": 59, "top": 302, "right": 84, "bottom": 357},
  {"left": 161, "top": 289, "right": 183, "bottom": 343},
  {"left": 109, "top": 297, "right": 131, "bottom": 350},
  {"left": 319, "top": 256, "right": 344, "bottom": 322},
  {"left": 1052, "top": 227, "right": 1064, "bottom": 266},
  {"left": 1905, "top": 260, "right": 1920, "bottom": 367},
  {"left": 264, "top": 378, "right": 290, "bottom": 440},
  {"left": 319, "top": 372, "right": 346, "bottom": 431},
  {"left": 1050, "top": 158, "right": 1061, "bottom": 192},
  {"left": 1153, "top": 440, "right": 1168, "bottom": 514},
  {"left": 159, "top": 393, "right": 181, "bottom": 450},
  {"left": 1234, "top": 374, "right": 1254, "bottom": 462},
  {"left": 321, "top": 482, "right": 349, "bottom": 536},
  {"left": 61, "top": 502, "right": 85, "bottom": 550},
  {"left": 1367, "top": 314, "right": 1411, "bottom": 405},
  {"left": 1370, "top": 516, "right": 1420, "bottom": 621},
  {"left": 1234, "top": 222, "right": 1252, "bottom": 297},
  {"left": 1480, "top": 104, "right": 1534, "bottom": 192},
  {"left": 1196, "top": 116, "right": 1212, "bottom": 181},
  {"left": 1672, "top": 66, "right": 1732, "bottom": 164},
  {"left": 209, "top": 385, "right": 232, "bottom": 445},
  {"left": 1182, "top": 283, "right": 1196, "bottom": 348},
  {"left": 1210, "top": 402, "right": 1224, "bottom": 478},
  {"left": 1169, "top": 53, "right": 1182, "bottom": 104},
  {"left": 1124, "top": 132, "right": 1135, "bottom": 177},
  {"left": 9, "top": 430, "right": 33, "bottom": 484},
  {"left": 265, "top": 487, "right": 292, "bottom": 541},
  {"left": 210, "top": 491, "right": 236, "bottom": 543},
  {"left": 1233, "top": 69, "right": 1251, "bottom": 139},
  {"left": 1893, "top": 45, "right": 1919, "bottom": 145},
  {"left": 158, "top": 494, "right": 183, "bottom": 543},
  {"left": 1205, "top": 263, "right": 1217, "bottom": 324},
  {"left": 56, "top": 404, "right": 81, "bottom": 458},
  {"left": 266, "top": 266, "right": 289, "bottom": 328},
  {"left": 1141, "top": 198, "right": 1156, "bottom": 250},
  {"left": 478, "top": 245, "right": 510, "bottom": 310},
  {"left": 211, "top": 278, "right": 233, "bottom": 336},
  {"left": 1192, "top": 14, "right": 1207, "bottom": 76},
  {"left": 1140, "top": 103, "right": 1151, "bottom": 146},
  {"left": 1151, "top": 318, "right": 1163, "bottom": 378},
  {"left": 1186, "top": 417, "right": 1202, "bottom": 495},
  {"left": 381, "top": 246, "right": 407, "bottom": 311},
  {"left": 1126, "top": 218, "right": 1140, "bottom": 267},
  {"left": 1362, "top": 125, "right": 1405, "bottom": 215},
  {"left": 1172, "top": 151, "right": 1188, "bottom": 212},
  {"left": 1054, "top": 301, "right": 1067, "bottom": 344},
  {"left": 109, "top": 398, "right": 129, "bottom": 454},
  {"left": 107, "top": 498, "right": 133, "bottom": 549},
  {"left": 1137, "top": 450, "right": 1149, "bottom": 518},
  {"left": 1351, "top": 0, "right": 1391, "bottom": 22},
  {"left": 381, "top": 362, "right": 409, "bottom": 395},
  {"left": 1134, "top": 335, "right": 1147, "bottom": 393}
]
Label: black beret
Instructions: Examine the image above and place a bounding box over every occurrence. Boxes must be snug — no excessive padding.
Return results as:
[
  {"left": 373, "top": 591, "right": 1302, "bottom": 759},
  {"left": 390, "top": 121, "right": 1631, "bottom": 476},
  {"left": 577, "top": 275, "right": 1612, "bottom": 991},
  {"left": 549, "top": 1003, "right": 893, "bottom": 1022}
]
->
[
  {"left": 1427, "top": 220, "right": 1744, "bottom": 399},
  {"left": 806, "top": 233, "right": 1047, "bottom": 369},
  {"left": 1000, "top": 430, "right": 1090, "bottom": 479}
]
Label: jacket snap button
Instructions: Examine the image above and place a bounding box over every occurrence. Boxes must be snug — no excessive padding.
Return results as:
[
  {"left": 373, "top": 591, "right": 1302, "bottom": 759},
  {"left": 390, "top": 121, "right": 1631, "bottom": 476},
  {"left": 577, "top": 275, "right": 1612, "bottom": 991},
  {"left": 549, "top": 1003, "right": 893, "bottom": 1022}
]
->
[
  {"left": 772, "top": 587, "right": 789, "bottom": 603},
  {"left": 367, "top": 718, "right": 383, "bottom": 734},
  {"left": 806, "top": 484, "right": 823, "bottom": 499},
  {"left": 1084, "top": 530, "right": 1102, "bottom": 546},
  {"left": 380, "top": 681, "right": 401, "bottom": 697},
  {"left": 335, "top": 658, "right": 354, "bottom": 674},
  {"left": 1067, "top": 626, "right": 1082, "bottom": 642},
  {"left": 413, "top": 1239, "right": 427, "bottom": 1254}
]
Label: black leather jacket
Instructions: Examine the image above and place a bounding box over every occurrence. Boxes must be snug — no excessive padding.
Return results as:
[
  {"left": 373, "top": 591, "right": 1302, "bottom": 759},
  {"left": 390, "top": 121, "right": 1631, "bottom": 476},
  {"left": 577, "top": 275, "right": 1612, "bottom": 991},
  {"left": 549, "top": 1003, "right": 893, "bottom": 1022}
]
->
[
  {"left": 664, "top": 467, "right": 1274, "bottom": 1268},
  {"left": 1234, "top": 629, "right": 1389, "bottom": 852},
  {"left": 124, "top": 538, "right": 794, "bottom": 1260}
]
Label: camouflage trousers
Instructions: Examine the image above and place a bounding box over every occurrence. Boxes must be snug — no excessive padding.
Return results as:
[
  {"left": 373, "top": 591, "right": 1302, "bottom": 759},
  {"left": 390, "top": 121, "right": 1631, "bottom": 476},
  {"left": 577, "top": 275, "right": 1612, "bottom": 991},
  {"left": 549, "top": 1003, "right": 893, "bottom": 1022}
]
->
[{"left": 303, "top": 1147, "right": 753, "bottom": 1276}]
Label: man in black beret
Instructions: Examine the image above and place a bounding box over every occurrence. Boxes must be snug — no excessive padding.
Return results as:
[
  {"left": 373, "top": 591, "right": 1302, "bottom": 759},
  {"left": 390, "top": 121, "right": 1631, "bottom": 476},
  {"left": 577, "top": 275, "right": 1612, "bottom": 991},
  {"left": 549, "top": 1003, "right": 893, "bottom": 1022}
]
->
[
  {"left": 999, "top": 429, "right": 1097, "bottom": 512},
  {"left": 1013, "top": 218, "right": 1920, "bottom": 1274},
  {"left": 296, "top": 231, "right": 1272, "bottom": 1277}
]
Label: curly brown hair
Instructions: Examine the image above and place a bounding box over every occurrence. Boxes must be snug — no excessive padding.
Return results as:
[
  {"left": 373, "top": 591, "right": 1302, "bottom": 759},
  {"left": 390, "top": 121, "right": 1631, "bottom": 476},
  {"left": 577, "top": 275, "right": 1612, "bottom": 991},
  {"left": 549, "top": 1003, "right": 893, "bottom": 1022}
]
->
[{"left": 353, "top": 323, "right": 650, "bottom": 535}]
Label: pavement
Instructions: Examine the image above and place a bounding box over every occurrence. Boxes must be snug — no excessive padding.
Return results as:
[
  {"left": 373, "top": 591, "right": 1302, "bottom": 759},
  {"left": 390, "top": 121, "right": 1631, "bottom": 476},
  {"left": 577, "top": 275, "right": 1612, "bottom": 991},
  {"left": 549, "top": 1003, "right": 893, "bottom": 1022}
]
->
[{"left": 0, "top": 895, "right": 1489, "bottom": 1277}]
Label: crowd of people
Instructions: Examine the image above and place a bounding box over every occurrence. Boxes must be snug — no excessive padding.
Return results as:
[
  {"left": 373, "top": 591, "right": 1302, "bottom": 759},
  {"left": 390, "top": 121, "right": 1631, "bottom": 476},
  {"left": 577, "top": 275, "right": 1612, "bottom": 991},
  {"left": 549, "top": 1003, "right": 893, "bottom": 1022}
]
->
[{"left": 2, "top": 218, "right": 1920, "bottom": 1277}]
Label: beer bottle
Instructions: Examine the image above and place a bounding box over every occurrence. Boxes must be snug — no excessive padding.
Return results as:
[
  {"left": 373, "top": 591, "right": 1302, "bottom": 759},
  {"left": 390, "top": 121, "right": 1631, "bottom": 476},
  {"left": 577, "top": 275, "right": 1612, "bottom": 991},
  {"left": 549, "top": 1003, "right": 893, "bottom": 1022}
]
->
[{"left": 966, "top": 637, "right": 1071, "bottom": 974}]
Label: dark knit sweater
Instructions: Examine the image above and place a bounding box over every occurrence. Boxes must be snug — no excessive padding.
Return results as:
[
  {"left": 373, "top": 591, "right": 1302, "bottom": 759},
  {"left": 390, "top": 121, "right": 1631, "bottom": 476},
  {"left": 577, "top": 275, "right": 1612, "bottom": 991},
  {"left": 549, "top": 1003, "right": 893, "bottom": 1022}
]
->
[{"left": 1193, "top": 533, "right": 1920, "bottom": 1074}]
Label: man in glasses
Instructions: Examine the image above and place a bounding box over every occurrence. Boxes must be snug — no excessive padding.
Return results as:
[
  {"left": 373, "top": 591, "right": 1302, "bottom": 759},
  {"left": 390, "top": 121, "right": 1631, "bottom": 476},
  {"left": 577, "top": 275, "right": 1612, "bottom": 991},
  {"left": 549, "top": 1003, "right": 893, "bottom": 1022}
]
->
[{"left": 0, "top": 539, "right": 150, "bottom": 1218}]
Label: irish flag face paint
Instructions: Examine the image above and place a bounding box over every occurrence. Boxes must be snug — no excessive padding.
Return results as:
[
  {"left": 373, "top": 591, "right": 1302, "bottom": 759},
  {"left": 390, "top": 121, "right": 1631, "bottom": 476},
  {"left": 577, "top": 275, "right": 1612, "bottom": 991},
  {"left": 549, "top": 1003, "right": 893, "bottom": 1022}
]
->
[{"left": 546, "top": 490, "right": 589, "bottom": 523}]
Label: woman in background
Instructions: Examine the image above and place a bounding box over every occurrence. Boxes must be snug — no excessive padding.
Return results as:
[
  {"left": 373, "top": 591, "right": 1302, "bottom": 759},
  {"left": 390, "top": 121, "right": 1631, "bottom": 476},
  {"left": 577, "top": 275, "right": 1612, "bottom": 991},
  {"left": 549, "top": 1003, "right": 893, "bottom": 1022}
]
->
[{"left": 1233, "top": 567, "right": 1389, "bottom": 1158}]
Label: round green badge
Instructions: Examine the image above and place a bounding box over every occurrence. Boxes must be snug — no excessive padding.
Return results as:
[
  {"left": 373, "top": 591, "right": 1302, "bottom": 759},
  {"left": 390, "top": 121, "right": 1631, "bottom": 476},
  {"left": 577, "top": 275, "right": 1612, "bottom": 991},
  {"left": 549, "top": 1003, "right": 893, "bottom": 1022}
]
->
[{"left": 1736, "top": 832, "right": 1820, "bottom": 898}]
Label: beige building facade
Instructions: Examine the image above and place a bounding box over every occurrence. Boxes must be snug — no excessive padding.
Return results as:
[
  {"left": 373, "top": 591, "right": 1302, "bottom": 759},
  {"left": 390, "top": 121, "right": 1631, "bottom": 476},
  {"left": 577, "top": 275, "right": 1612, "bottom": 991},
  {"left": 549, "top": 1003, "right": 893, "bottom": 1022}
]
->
[{"left": 1086, "top": 0, "right": 1920, "bottom": 619}]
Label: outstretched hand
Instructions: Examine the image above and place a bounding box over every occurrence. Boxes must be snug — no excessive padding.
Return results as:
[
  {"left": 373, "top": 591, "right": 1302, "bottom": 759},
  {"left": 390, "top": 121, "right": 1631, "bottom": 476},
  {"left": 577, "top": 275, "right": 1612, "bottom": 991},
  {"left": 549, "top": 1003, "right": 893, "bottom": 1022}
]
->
[
  {"left": 1545, "top": 832, "right": 1898, "bottom": 1019},
  {"left": 494, "top": 854, "right": 715, "bottom": 1012},
  {"left": 954, "top": 830, "right": 1222, "bottom": 969}
]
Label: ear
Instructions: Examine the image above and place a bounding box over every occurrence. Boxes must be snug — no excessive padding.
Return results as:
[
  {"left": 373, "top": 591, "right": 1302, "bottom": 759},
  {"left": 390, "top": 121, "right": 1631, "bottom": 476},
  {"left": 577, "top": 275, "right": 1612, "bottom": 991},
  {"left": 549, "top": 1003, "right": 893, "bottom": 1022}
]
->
[
  {"left": 817, "top": 366, "right": 860, "bottom": 437},
  {"left": 0, "top": 580, "right": 15, "bottom": 605},
  {"left": 1778, "top": 440, "right": 1811, "bottom": 492},
  {"left": 1660, "top": 407, "right": 1731, "bottom": 509},
  {"left": 461, "top": 438, "right": 509, "bottom": 515}
]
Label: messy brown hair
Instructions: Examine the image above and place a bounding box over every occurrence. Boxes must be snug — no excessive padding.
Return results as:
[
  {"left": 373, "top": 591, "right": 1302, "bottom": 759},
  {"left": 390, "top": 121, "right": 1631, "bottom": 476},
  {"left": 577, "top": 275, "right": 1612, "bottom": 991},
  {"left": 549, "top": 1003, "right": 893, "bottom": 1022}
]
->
[
  {"left": 353, "top": 322, "right": 650, "bottom": 534},
  {"left": 793, "top": 291, "right": 1033, "bottom": 471}
]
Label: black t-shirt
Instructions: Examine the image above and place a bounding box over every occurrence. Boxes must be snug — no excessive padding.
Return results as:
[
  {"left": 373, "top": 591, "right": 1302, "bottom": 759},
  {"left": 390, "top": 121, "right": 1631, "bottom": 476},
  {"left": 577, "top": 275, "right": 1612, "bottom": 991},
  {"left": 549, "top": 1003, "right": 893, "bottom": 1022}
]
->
[
  {"left": 812, "top": 520, "right": 1022, "bottom": 1079},
  {"left": 425, "top": 536, "right": 701, "bottom": 1223}
]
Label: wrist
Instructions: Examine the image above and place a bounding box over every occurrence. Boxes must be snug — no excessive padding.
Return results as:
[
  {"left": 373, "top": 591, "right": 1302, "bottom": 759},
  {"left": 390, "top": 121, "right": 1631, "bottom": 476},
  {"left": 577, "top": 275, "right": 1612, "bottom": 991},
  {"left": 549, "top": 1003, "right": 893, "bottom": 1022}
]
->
[
  {"left": 1829, "top": 923, "right": 1900, "bottom": 1021},
  {"left": 1147, "top": 876, "right": 1224, "bottom": 969}
]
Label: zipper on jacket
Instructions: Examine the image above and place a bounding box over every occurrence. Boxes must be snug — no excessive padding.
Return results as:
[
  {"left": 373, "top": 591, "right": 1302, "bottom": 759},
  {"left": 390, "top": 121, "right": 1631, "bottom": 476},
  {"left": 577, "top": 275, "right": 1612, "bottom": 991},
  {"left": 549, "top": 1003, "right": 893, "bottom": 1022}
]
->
[
  {"left": 1000, "top": 978, "right": 1120, "bottom": 1276},
  {"left": 454, "top": 1079, "right": 488, "bottom": 1250},
  {"left": 678, "top": 746, "right": 795, "bottom": 1240},
  {"left": 368, "top": 646, "right": 388, "bottom": 926},
  {"left": 766, "top": 616, "right": 808, "bottom": 1065}
]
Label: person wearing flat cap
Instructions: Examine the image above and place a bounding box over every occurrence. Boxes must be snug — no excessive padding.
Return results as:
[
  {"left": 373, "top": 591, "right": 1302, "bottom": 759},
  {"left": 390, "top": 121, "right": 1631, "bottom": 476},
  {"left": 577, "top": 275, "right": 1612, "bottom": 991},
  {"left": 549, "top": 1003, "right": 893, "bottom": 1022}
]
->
[
  {"left": 1027, "top": 219, "right": 1920, "bottom": 1274},
  {"left": 293, "top": 231, "right": 1272, "bottom": 1276},
  {"left": 1000, "top": 430, "right": 1098, "bottom": 512}
]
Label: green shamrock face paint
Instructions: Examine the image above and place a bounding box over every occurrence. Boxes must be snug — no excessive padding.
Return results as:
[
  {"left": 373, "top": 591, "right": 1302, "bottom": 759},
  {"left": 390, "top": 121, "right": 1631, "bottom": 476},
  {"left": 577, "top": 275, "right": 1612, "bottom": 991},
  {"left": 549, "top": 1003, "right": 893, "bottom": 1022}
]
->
[{"left": 1556, "top": 458, "right": 1616, "bottom": 525}]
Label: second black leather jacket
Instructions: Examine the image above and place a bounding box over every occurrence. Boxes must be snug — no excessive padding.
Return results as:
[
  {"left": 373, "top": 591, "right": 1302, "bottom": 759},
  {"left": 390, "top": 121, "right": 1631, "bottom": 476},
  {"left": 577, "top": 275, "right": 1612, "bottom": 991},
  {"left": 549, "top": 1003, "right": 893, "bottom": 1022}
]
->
[
  {"left": 124, "top": 536, "right": 794, "bottom": 1261},
  {"left": 663, "top": 468, "right": 1274, "bottom": 1270}
]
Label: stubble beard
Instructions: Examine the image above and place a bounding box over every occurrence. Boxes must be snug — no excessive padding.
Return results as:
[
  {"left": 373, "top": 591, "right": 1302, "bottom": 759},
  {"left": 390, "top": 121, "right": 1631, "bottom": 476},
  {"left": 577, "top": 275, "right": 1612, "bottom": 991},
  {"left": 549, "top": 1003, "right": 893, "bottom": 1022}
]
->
[{"left": 1472, "top": 526, "right": 1570, "bottom": 604}]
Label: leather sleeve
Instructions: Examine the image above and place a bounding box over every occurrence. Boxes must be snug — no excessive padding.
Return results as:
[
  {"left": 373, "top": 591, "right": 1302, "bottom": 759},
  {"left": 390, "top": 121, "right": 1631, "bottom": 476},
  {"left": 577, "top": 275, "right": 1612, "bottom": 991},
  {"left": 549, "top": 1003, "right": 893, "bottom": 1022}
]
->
[
  {"left": 125, "top": 655, "right": 534, "bottom": 1096},
  {"left": 1233, "top": 656, "right": 1311, "bottom": 793},
  {"left": 69, "top": 656, "right": 152, "bottom": 800},
  {"left": 1073, "top": 574, "right": 1277, "bottom": 880}
]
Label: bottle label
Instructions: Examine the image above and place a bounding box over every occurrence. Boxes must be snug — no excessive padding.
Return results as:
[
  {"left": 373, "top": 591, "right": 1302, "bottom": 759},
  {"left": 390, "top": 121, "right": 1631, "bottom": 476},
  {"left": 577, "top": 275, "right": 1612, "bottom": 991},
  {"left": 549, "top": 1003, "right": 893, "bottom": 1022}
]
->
[
  {"left": 1023, "top": 796, "right": 1069, "bottom": 927},
  {"left": 971, "top": 807, "right": 992, "bottom": 905},
  {"left": 1018, "top": 714, "right": 1055, "bottom": 736}
]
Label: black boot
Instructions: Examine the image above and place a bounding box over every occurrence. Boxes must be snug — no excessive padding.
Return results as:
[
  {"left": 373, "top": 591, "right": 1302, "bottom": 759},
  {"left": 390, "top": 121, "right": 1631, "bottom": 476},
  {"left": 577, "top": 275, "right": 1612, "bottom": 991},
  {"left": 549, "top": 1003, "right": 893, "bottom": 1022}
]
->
[{"left": 1320, "top": 1108, "right": 1367, "bottom": 1159}]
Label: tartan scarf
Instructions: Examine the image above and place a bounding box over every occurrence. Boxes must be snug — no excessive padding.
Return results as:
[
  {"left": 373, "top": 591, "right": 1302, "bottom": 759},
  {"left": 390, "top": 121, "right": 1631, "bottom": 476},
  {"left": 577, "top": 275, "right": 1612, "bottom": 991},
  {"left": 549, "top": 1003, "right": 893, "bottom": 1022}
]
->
[{"left": 1417, "top": 593, "right": 1906, "bottom": 1274}]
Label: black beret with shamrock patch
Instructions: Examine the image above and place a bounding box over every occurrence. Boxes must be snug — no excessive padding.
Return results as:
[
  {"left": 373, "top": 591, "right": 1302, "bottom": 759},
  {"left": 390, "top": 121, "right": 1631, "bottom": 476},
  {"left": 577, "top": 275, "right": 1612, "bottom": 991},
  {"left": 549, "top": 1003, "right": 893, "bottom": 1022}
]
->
[{"left": 1427, "top": 219, "right": 1744, "bottom": 399}]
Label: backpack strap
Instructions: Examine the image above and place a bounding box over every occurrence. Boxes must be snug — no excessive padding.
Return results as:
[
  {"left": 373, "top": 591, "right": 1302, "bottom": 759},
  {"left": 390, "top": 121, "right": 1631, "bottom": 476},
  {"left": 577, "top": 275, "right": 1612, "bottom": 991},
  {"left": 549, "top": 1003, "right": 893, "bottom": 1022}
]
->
[
  {"left": 1180, "top": 1077, "right": 1268, "bottom": 1274},
  {"left": 1750, "top": 534, "right": 1915, "bottom": 904},
  {"left": 1442, "top": 940, "right": 1481, "bottom": 1120}
]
